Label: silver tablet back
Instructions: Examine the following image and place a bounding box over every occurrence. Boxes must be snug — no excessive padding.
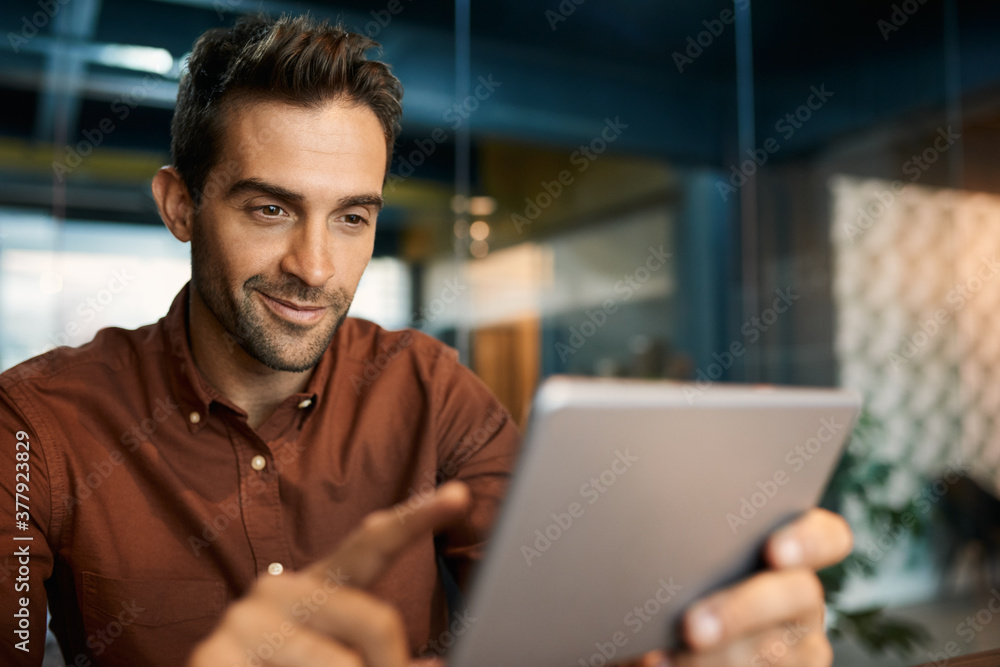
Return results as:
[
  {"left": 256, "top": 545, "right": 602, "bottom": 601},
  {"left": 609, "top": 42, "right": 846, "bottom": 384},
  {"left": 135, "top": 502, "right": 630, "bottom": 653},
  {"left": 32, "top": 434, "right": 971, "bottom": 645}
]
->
[{"left": 448, "top": 377, "right": 860, "bottom": 667}]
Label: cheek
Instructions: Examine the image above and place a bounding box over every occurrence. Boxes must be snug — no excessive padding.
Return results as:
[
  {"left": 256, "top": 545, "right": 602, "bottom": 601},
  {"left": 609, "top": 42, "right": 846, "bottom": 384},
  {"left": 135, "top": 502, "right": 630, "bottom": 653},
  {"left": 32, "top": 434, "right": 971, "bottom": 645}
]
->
[
  {"left": 331, "top": 241, "right": 374, "bottom": 290},
  {"left": 247, "top": 243, "right": 281, "bottom": 274},
  {"left": 215, "top": 230, "right": 283, "bottom": 281},
  {"left": 348, "top": 236, "right": 376, "bottom": 278}
]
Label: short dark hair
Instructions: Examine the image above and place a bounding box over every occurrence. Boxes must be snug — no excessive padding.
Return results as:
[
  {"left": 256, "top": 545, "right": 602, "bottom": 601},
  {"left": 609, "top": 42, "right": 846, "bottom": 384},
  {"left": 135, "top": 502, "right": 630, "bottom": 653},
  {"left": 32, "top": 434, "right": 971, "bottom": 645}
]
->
[{"left": 171, "top": 14, "right": 403, "bottom": 203}]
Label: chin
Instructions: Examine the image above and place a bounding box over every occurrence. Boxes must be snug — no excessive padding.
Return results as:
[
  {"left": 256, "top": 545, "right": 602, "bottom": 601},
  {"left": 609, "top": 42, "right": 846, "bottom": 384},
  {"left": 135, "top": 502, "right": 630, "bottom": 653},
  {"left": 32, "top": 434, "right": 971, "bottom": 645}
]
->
[{"left": 243, "top": 309, "right": 349, "bottom": 372}]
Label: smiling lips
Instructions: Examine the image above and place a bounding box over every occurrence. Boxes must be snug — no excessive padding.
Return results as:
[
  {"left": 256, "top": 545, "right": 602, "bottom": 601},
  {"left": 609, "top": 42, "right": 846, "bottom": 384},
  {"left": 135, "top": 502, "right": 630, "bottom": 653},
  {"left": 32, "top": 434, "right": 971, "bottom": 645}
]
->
[{"left": 257, "top": 291, "right": 329, "bottom": 325}]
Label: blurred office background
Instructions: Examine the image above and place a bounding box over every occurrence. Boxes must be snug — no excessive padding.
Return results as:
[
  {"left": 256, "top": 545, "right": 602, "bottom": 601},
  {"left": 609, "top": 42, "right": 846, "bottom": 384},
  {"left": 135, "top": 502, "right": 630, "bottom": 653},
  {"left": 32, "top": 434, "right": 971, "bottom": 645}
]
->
[{"left": 3, "top": 0, "right": 1000, "bottom": 664}]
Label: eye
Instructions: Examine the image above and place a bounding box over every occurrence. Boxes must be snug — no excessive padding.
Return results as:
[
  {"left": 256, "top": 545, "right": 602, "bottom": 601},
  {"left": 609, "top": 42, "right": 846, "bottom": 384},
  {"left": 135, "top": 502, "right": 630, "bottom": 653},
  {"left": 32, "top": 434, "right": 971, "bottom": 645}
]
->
[
  {"left": 247, "top": 204, "right": 289, "bottom": 222},
  {"left": 256, "top": 205, "right": 285, "bottom": 217},
  {"left": 342, "top": 213, "right": 369, "bottom": 226}
]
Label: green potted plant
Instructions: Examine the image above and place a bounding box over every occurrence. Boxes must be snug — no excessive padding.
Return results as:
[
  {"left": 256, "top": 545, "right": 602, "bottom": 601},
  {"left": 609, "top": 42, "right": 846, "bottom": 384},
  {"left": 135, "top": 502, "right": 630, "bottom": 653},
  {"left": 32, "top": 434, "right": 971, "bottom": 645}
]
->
[{"left": 819, "top": 410, "right": 933, "bottom": 655}]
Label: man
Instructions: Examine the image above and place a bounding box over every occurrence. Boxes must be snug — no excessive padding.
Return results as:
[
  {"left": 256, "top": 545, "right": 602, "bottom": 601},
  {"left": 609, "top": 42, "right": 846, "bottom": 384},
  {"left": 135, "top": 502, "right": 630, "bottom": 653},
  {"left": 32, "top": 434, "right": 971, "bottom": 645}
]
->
[{"left": 0, "top": 14, "right": 851, "bottom": 667}]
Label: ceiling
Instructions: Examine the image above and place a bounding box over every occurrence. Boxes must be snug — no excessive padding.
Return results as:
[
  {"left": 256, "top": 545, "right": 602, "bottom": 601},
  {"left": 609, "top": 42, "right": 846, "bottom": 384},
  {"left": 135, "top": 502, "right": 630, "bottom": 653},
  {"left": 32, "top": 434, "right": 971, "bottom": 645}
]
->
[{"left": 2, "top": 0, "right": 1000, "bottom": 242}]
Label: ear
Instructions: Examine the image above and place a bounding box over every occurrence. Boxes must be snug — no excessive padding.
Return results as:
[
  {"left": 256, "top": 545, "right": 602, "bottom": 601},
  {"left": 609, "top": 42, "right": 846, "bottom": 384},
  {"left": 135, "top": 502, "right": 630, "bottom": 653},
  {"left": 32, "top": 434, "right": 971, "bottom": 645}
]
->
[{"left": 152, "top": 167, "right": 195, "bottom": 242}]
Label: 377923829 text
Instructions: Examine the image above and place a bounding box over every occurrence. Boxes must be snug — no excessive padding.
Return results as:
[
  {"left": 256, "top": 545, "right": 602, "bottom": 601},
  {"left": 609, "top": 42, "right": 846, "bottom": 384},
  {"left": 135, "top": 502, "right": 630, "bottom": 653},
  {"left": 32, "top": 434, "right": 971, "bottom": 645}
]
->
[{"left": 12, "top": 430, "right": 33, "bottom": 653}]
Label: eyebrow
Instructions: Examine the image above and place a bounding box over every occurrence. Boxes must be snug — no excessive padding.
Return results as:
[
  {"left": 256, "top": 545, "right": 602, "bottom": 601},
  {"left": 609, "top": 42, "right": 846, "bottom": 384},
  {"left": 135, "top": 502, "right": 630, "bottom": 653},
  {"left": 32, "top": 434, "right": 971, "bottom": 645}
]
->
[
  {"left": 227, "top": 178, "right": 303, "bottom": 203},
  {"left": 225, "top": 178, "right": 384, "bottom": 212}
]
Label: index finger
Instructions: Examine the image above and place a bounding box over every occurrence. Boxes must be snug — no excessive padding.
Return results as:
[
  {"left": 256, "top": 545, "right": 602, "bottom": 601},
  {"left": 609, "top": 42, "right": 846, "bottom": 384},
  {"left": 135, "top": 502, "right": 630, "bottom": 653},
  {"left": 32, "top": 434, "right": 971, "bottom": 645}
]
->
[{"left": 306, "top": 481, "right": 471, "bottom": 588}]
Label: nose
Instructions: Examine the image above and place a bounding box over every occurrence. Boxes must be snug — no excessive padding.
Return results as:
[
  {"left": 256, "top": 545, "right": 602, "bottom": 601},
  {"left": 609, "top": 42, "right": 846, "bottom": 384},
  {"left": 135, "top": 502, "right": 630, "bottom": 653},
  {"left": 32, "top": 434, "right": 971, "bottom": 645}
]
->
[{"left": 279, "top": 217, "right": 336, "bottom": 288}]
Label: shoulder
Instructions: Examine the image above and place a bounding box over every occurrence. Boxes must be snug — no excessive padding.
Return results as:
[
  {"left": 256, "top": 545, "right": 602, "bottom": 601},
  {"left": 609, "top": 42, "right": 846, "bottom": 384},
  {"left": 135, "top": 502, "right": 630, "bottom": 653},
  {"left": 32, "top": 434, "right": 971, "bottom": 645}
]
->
[
  {"left": 335, "top": 317, "right": 458, "bottom": 367},
  {"left": 331, "top": 318, "right": 478, "bottom": 399},
  {"left": 0, "top": 321, "right": 163, "bottom": 398}
]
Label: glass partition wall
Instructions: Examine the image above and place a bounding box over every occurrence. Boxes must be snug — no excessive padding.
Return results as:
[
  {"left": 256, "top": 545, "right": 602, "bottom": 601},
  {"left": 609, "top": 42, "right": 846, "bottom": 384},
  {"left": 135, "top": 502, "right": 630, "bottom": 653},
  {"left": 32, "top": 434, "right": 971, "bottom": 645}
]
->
[{"left": 3, "top": 0, "right": 1000, "bottom": 664}]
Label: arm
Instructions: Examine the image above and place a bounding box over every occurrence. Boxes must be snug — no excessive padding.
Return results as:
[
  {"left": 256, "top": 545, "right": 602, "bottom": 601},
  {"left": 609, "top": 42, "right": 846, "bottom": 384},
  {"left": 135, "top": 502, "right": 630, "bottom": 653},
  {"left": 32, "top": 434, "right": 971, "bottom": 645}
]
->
[{"left": 425, "top": 345, "right": 521, "bottom": 593}]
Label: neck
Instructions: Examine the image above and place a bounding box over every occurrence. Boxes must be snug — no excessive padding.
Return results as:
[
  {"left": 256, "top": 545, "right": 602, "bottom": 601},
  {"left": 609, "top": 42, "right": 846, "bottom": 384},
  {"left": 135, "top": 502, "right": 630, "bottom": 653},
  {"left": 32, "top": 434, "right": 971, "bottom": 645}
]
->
[{"left": 187, "top": 287, "right": 312, "bottom": 430}]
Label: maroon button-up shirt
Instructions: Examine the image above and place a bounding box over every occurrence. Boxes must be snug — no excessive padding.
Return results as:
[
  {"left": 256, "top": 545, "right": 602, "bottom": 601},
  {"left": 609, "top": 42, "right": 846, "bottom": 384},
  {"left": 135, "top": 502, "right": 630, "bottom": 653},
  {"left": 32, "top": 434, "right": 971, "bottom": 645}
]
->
[{"left": 0, "top": 285, "right": 520, "bottom": 666}]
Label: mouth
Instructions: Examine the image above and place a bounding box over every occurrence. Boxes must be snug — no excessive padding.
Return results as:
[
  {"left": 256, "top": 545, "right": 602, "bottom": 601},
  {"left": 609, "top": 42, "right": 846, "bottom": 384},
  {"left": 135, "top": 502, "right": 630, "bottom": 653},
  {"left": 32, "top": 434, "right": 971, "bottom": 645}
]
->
[{"left": 256, "top": 290, "right": 329, "bottom": 325}]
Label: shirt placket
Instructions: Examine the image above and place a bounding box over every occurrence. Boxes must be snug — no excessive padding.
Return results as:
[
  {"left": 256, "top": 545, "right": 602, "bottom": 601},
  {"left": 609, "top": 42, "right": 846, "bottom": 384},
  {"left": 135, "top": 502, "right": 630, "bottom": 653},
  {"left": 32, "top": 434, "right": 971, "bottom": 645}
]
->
[{"left": 224, "top": 420, "right": 295, "bottom": 579}]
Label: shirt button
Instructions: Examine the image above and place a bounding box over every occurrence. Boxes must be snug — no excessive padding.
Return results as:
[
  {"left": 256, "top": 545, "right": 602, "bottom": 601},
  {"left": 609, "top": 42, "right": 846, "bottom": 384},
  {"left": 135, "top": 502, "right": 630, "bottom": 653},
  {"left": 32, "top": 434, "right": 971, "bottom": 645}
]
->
[
  {"left": 250, "top": 455, "right": 266, "bottom": 471},
  {"left": 267, "top": 562, "right": 284, "bottom": 576},
  {"left": 188, "top": 411, "right": 201, "bottom": 424},
  {"left": 297, "top": 398, "right": 313, "bottom": 409}
]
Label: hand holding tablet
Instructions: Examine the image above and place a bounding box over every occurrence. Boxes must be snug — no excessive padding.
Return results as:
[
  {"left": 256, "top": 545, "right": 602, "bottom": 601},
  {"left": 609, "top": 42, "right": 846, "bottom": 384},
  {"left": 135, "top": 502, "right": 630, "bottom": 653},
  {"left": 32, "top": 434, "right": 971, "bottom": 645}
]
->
[{"left": 666, "top": 506, "right": 852, "bottom": 666}]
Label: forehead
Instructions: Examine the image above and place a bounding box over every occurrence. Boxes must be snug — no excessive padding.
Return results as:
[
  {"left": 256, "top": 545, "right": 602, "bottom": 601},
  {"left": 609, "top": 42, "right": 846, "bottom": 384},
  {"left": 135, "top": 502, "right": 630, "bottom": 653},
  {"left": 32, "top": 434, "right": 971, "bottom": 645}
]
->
[{"left": 213, "top": 97, "right": 387, "bottom": 197}]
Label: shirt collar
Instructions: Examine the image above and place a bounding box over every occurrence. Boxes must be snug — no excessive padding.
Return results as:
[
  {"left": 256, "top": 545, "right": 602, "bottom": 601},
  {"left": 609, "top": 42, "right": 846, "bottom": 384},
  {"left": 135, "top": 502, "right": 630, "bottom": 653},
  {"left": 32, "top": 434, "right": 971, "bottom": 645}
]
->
[
  {"left": 161, "top": 284, "right": 218, "bottom": 433},
  {"left": 161, "top": 283, "right": 333, "bottom": 433}
]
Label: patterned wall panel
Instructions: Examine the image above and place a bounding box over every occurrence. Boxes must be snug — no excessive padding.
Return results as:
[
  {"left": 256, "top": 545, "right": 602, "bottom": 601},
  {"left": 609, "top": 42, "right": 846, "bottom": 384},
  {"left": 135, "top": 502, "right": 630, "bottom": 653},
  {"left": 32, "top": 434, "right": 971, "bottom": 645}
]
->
[{"left": 831, "top": 176, "right": 1000, "bottom": 496}]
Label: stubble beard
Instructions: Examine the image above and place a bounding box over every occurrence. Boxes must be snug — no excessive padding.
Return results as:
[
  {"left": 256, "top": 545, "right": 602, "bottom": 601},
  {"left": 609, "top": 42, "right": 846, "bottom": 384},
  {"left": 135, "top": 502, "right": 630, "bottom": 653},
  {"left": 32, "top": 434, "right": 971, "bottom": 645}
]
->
[{"left": 190, "top": 225, "right": 353, "bottom": 372}]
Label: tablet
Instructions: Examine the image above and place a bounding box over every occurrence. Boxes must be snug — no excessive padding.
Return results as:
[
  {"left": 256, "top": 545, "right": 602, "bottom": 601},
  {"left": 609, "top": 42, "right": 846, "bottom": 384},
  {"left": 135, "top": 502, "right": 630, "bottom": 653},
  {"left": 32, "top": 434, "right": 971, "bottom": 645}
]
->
[{"left": 448, "top": 377, "right": 861, "bottom": 667}]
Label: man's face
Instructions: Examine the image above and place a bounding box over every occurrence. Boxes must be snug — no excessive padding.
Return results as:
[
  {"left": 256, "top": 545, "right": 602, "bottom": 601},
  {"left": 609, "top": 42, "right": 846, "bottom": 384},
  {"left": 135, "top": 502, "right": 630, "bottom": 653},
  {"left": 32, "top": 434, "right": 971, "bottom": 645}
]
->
[{"left": 190, "top": 97, "right": 386, "bottom": 372}]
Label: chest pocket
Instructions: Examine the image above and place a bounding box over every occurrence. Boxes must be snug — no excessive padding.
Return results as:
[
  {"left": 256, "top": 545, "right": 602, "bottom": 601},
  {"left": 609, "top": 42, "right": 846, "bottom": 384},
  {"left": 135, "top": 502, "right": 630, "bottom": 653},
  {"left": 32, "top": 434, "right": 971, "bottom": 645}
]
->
[{"left": 79, "top": 572, "right": 227, "bottom": 667}]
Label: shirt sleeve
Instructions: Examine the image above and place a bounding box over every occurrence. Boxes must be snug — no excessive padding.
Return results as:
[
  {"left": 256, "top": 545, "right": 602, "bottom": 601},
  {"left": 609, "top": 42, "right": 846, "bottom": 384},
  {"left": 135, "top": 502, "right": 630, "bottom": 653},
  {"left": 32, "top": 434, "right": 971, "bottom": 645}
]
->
[
  {"left": 0, "top": 383, "right": 56, "bottom": 667},
  {"left": 428, "top": 347, "right": 522, "bottom": 591}
]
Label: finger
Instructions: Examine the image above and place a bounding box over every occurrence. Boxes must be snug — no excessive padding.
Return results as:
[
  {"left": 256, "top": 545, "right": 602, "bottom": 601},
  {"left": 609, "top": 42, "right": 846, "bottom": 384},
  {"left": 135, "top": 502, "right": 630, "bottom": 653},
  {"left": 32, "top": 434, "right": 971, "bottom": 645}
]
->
[
  {"left": 306, "top": 481, "right": 471, "bottom": 587},
  {"left": 639, "top": 650, "right": 671, "bottom": 666},
  {"left": 199, "top": 602, "right": 361, "bottom": 667},
  {"left": 682, "top": 569, "right": 825, "bottom": 651},
  {"left": 221, "top": 596, "right": 379, "bottom": 667},
  {"left": 257, "top": 626, "right": 365, "bottom": 667},
  {"left": 292, "top": 586, "right": 410, "bottom": 667},
  {"left": 188, "top": 631, "right": 250, "bottom": 667},
  {"left": 609, "top": 651, "right": 671, "bottom": 667},
  {"left": 196, "top": 576, "right": 408, "bottom": 667},
  {"left": 670, "top": 623, "right": 831, "bottom": 667},
  {"left": 765, "top": 508, "right": 853, "bottom": 570},
  {"left": 409, "top": 658, "right": 445, "bottom": 667}
]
